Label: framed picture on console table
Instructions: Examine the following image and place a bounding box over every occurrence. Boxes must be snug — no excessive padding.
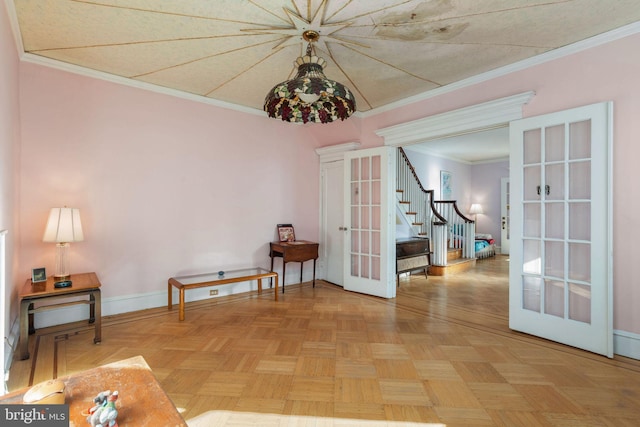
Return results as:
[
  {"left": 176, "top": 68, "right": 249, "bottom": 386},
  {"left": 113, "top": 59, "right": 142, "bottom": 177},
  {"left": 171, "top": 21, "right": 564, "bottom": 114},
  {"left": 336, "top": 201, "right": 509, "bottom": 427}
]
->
[
  {"left": 31, "top": 267, "right": 47, "bottom": 283},
  {"left": 277, "top": 224, "right": 295, "bottom": 242}
]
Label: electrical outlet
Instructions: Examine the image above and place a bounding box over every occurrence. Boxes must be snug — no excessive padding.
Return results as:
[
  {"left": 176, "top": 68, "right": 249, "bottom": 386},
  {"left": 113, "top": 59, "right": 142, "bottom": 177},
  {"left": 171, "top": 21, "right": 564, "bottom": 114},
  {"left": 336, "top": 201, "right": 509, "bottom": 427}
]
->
[{"left": 209, "top": 289, "right": 218, "bottom": 296}]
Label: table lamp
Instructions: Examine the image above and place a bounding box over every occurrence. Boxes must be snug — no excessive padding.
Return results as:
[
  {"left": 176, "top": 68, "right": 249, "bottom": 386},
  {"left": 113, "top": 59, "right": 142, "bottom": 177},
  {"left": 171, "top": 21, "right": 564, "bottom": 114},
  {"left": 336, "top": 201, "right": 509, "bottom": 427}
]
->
[
  {"left": 42, "top": 207, "right": 84, "bottom": 281},
  {"left": 469, "top": 203, "right": 483, "bottom": 221}
]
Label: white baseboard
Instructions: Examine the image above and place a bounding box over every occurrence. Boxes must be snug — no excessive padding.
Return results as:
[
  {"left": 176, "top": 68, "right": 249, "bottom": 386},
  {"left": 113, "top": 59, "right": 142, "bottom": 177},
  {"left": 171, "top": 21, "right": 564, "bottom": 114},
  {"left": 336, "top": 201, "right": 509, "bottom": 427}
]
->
[
  {"left": 4, "top": 318, "right": 19, "bottom": 387},
  {"left": 30, "top": 279, "right": 271, "bottom": 329},
  {"left": 614, "top": 329, "right": 640, "bottom": 360}
]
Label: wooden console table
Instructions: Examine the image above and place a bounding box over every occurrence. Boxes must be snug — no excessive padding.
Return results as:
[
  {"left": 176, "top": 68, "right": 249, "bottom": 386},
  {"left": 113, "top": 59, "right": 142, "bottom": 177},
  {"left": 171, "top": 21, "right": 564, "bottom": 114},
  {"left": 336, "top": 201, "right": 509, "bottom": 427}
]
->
[
  {"left": 18, "top": 272, "right": 101, "bottom": 360},
  {"left": 269, "top": 240, "right": 319, "bottom": 292},
  {"left": 0, "top": 355, "right": 187, "bottom": 426},
  {"left": 168, "top": 267, "right": 278, "bottom": 321}
]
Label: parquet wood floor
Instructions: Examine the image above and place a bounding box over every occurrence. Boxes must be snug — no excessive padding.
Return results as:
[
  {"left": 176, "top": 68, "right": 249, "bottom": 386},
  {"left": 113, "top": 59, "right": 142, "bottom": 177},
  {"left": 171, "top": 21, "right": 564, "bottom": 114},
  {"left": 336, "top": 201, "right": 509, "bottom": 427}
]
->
[{"left": 8, "top": 256, "right": 640, "bottom": 426}]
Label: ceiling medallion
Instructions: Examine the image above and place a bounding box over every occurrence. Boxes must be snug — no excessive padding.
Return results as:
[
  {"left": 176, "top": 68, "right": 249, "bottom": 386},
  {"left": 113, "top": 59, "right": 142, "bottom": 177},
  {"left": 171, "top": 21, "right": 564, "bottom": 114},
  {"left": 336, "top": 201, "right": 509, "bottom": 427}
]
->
[{"left": 263, "top": 30, "right": 356, "bottom": 124}]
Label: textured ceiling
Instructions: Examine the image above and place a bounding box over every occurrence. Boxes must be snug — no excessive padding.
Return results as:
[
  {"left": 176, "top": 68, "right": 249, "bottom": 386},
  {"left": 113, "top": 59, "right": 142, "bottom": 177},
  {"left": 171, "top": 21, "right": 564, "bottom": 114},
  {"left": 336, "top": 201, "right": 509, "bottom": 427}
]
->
[{"left": 10, "top": 0, "right": 640, "bottom": 115}]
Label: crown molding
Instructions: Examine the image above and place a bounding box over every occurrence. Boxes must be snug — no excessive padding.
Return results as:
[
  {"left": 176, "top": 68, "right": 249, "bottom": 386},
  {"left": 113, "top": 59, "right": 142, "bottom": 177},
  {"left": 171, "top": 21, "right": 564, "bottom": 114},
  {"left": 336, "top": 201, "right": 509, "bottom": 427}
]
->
[
  {"left": 20, "top": 53, "right": 265, "bottom": 117},
  {"left": 4, "top": 0, "right": 23, "bottom": 55},
  {"left": 315, "top": 142, "right": 361, "bottom": 162},
  {"left": 376, "top": 91, "right": 535, "bottom": 147},
  {"left": 6, "top": 0, "right": 638, "bottom": 120},
  {"left": 363, "top": 21, "right": 640, "bottom": 118},
  {"left": 5, "top": 0, "right": 262, "bottom": 115},
  {"left": 405, "top": 143, "right": 509, "bottom": 165}
]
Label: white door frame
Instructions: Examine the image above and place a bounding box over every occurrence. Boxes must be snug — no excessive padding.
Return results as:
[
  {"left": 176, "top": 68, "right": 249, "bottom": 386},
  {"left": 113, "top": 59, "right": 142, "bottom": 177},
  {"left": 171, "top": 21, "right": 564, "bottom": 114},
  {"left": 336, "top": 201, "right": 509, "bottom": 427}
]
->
[{"left": 1, "top": 229, "right": 7, "bottom": 395}]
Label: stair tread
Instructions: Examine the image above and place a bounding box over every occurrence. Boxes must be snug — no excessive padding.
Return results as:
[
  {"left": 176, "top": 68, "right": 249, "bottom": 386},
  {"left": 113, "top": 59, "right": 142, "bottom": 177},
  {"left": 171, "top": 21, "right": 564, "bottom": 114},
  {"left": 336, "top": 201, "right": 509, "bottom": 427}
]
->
[{"left": 445, "top": 257, "right": 476, "bottom": 265}]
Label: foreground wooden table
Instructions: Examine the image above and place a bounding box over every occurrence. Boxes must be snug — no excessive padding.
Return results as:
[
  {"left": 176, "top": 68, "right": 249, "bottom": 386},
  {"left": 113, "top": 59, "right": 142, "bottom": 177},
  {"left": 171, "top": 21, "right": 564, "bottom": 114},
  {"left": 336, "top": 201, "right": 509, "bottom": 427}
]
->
[
  {"left": 0, "top": 356, "right": 187, "bottom": 426},
  {"left": 19, "top": 272, "right": 101, "bottom": 360},
  {"left": 168, "top": 267, "right": 278, "bottom": 321}
]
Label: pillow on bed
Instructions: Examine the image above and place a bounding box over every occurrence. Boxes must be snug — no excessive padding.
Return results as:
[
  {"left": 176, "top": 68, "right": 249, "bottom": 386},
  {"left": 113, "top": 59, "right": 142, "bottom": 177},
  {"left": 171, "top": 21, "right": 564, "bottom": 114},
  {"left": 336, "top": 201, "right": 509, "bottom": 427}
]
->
[
  {"left": 475, "top": 240, "right": 489, "bottom": 251},
  {"left": 475, "top": 233, "right": 493, "bottom": 240}
]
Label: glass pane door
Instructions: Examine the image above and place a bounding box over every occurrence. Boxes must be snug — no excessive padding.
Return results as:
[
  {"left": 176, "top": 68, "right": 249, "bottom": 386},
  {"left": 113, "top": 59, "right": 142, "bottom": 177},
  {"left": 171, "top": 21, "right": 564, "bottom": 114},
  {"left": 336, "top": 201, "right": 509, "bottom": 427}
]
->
[
  {"left": 344, "top": 147, "right": 395, "bottom": 298},
  {"left": 509, "top": 102, "right": 612, "bottom": 357}
]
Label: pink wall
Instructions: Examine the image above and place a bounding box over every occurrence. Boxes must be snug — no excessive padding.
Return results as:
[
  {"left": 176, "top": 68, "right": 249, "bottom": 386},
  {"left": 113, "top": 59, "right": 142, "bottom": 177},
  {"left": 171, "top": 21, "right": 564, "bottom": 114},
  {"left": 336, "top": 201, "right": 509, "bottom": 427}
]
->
[
  {"left": 18, "top": 63, "right": 324, "bottom": 300},
  {"left": 312, "top": 32, "right": 640, "bottom": 335},
  {"left": 8, "top": 12, "right": 640, "bottom": 341},
  {"left": 471, "top": 161, "right": 509, "bottom": 246}
]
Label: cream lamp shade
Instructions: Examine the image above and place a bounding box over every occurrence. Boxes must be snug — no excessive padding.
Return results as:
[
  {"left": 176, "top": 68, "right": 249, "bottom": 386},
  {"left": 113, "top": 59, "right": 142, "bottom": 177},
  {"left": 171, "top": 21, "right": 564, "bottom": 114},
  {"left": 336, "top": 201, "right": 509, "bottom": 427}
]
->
[
  {"left": 42, "top": 207, "right": 84, "bottom": 280},
  {"left": 469, "top": 204, "right": 484, "bottom": 215}
]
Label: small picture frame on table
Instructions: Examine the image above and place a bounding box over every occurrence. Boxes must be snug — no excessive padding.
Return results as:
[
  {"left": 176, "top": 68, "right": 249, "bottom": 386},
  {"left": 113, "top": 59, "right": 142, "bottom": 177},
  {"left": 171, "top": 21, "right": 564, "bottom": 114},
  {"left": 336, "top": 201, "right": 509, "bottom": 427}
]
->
[
  {"left": 277, "top": 224, "right": 295, "bottom": 242},
  {"left": 31, "top": 267, "right": 47, "bottom": 283}
]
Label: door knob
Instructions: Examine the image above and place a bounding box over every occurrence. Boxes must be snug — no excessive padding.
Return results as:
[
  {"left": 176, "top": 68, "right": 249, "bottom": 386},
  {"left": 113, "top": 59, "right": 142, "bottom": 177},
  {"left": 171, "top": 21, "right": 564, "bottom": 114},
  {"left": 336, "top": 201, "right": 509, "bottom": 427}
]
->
[{"left": 338, "top": 226, "right": 348, "bottom": 231}]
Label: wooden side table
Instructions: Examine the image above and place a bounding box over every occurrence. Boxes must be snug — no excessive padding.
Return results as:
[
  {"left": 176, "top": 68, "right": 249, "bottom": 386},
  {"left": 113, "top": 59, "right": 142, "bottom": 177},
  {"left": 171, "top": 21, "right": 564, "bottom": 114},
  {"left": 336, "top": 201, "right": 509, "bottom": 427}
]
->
[
  {"left": 18, "top": 272, "right": 102, "bottom": 360},
  {"left": 269, "top": 240, "right": 319, "bottom": 292}
]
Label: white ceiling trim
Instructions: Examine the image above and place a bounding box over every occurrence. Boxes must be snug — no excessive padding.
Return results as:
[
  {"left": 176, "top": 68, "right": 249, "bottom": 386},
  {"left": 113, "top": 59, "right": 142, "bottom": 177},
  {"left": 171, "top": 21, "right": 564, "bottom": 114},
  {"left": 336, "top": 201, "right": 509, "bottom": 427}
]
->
[
  {"left": 17, "top": 50, "right": 367, "bottom": 120},
  {"left": 20, "top": 53, "right": 265, "bottom": 117},
  {"left": 4, "top": 0, "right": 23, "bottom": 55},
  {"left": 364, "top": 21, "right": 640, "bottom": 118},
  {"left": 406, "top": 144, "right": 509, "bottom": 166},
  {"left": 376, "top": 91, "right": 535, "bottom": 147},
  {"left": 4, "top": 0, "right": 265, "bottom": 116},
  {"left": 5, "top": 0, "right": 638, "bottom": 120}
]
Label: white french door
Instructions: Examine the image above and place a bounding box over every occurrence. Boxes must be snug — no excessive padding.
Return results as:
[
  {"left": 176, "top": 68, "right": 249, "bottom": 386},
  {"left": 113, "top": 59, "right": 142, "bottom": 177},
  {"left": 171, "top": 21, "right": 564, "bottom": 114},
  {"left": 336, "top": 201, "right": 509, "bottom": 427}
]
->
[
  {"left": 343, "top": 147, "right": 396, "bottom": 298},
  {"left": 321, "top": 160, "right": 345, "bottom": 285},
  {"left": 509, "top": 102, "right": 613, "bottom": 357}
]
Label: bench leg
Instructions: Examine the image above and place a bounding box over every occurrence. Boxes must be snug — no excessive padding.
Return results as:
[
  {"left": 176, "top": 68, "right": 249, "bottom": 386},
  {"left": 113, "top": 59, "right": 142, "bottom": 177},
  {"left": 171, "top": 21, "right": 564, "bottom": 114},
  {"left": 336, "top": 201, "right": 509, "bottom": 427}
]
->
[
  {"left": 179, "top": 288, "right": 186, "bottom": 321},
  {"left": 274, "top": 275, "right": 278, "bottom": 301}
]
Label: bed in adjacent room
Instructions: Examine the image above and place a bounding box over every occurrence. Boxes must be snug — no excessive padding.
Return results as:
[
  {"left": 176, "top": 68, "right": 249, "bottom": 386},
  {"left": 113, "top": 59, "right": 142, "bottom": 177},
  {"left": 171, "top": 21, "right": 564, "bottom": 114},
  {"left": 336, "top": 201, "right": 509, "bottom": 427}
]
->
[{"left": 475, "top": 233, "right": 496, "bottom": 259}]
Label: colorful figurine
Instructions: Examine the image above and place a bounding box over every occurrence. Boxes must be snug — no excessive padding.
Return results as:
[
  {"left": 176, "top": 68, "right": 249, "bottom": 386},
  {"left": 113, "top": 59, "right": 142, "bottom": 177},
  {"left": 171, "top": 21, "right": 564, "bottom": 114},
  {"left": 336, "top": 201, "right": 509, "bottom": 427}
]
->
[{"left": 87, "top": 390, "right": 119, "bottom": 427}]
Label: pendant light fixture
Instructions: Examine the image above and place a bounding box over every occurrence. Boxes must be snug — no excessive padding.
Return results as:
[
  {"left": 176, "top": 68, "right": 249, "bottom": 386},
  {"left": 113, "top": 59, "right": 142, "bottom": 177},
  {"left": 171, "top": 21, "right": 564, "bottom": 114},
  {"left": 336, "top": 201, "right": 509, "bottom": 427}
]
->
[{"left": 264, "top": 30, "right": 356, "bottom": 124}]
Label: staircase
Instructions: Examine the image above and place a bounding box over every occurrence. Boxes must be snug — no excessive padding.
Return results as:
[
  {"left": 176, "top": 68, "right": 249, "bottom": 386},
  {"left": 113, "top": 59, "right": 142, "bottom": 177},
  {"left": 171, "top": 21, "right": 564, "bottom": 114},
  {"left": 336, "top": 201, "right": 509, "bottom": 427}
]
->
[
  {"left": 428, "top": 247, "right": 476, "bottom": 276},
  {"left": 396, "top": 148, "right": 476, "bottom": 276}
]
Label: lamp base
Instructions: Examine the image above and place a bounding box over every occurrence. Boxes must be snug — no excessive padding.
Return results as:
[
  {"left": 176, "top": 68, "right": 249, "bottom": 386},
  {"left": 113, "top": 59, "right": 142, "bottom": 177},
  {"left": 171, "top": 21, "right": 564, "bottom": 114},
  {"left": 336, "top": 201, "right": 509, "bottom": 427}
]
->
[
  {"left": 54, "top": 280, "right": 72, "bottom": 288},
  {"left": 53, "top": 242, "right": 71, "bottom": 281}
]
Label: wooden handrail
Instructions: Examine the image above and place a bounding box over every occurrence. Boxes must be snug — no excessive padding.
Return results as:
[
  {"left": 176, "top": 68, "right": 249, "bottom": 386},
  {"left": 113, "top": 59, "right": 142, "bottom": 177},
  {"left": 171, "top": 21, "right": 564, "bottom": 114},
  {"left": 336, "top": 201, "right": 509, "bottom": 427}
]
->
[
  {"left": 398, "top": 148, "right": 447, "bottom": 224},
  {"left": 398, "top": 147, "right": 428, "bottom": 193},
  {"left": 433, "top": 200, "right": 474, "bottom": 223}
]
